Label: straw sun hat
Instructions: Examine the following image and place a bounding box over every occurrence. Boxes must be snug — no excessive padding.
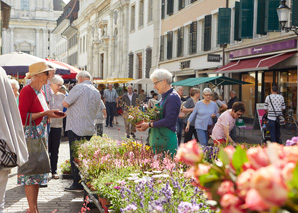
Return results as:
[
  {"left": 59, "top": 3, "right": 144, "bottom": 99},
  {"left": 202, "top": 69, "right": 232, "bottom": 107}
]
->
[{"left": 25, "top": 62, "right": 55, "bottom": 79}]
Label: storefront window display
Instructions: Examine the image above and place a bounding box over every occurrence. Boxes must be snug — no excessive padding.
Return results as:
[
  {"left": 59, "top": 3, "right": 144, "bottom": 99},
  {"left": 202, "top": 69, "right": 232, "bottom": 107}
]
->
[
  {"left": 279, "top": 70, "right": 297, "bottom": 115},
  {"left": 241, "top": 73, "right": 256, "bottom": 118}
]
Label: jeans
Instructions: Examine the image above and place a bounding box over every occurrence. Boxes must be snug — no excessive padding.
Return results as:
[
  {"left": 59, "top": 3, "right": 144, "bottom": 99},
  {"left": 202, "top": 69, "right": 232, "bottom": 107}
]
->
[
  {"left": 196, "top": 129, "right": 208, "bottom": 146},
  {"left": 176, "top": 118, "right": 184, "bottom": 145},
  {"left": 184, "top": 125, "right": 198, "bottom": 143},
  {"left": 269, "top": 119, "right": 281, "bottom": 144},
  {"left": 106, "top": 102, "right": 116, "bottom": 126},
  {"left": 68, "top": 130, "right": 92, "bottom": 188},
  {"left": 48, "top": 128, "right": 62, "bottom": 174}
]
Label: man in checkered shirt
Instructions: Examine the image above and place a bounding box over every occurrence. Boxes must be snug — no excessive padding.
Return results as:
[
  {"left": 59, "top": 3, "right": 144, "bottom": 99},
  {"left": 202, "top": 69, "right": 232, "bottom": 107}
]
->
[{"left": 264, "top": 85, "right": 285, "bottom": 144}]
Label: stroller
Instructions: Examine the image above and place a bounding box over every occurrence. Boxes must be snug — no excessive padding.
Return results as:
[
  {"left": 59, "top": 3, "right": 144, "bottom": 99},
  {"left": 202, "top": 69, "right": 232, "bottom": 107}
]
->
[{"left": 261, "top": 114, "right": 271, "bottom": 144}]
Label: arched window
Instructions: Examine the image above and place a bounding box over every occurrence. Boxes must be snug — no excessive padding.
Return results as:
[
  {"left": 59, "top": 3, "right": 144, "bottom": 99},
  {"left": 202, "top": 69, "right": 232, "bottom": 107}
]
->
[{"left": 21, "top": 0, "right": 30, "bottom": 10}]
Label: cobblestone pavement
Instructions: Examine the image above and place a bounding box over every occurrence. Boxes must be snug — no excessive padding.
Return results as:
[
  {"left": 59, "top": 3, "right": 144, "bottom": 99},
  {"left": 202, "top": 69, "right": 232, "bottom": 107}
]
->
[{"left": 4, "top": 115, "right": 293, "bottom": 212}]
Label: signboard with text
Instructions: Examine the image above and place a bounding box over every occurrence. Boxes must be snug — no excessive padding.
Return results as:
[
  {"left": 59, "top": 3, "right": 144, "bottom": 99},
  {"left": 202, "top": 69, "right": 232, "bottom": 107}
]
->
[
  {"left": 256, "top": 103, "right": 266, "bottom": 130},
  {"left": 207, "top": 54, "right": 221, "bottom": 62}
]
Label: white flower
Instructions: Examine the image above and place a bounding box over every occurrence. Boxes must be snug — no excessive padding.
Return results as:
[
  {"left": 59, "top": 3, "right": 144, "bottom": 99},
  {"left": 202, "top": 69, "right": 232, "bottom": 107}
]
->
[
  {"left": 144, "top": 171, "right": 154, "bottom": 175},
  {"left": 127, "top": 177, "right": 139, "bottom": 181},
  {"left": 129, "top": 173, "right": 139, "bottom": 177},
  {"left": 152, "top": 174, "right": 170, "bottom": 179},
  {"left": 152, "top": 170, "right": 162, "bottom": 174}
]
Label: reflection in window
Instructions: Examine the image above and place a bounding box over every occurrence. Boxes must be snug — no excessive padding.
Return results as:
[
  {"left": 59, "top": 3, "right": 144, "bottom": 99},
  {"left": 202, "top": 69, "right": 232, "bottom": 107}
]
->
[{"left": 242, "top": 73, "right": 256, "bottom": 118}]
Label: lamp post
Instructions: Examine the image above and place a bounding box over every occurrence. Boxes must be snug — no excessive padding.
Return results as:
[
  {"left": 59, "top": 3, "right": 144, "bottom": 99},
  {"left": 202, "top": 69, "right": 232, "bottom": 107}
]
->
[{"left": 277, "top": 0, "right": 298, "bottom": 34}]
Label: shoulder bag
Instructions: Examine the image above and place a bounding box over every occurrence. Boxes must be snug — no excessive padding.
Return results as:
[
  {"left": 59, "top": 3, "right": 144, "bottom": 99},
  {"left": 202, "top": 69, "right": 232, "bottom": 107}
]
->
[
  {"left": 18, "top": 113, "right": 51, "bottom": 175},
  {"left": 269, "top": 95, "right": 285, "bottom": 126},
  {"left": 0, "top": 139, "right": 17, "bottom": 170}
]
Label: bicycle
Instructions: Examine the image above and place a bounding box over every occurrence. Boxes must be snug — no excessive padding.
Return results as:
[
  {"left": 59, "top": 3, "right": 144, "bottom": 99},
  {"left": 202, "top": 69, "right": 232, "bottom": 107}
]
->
[{"left": 281, "top": 109, "right": 298, "bottom": 135}]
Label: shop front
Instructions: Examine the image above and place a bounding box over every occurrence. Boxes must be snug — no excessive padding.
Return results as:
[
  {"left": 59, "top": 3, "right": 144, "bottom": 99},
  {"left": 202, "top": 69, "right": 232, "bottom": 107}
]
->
[{"left": 215, "top": 39, "right": 298, "bottom": 120}]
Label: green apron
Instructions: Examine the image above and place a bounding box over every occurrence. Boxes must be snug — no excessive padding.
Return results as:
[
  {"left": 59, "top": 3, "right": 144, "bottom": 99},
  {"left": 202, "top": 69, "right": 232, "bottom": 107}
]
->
[{"left": 149, "top": 94, "right": 178, "bottom": 157}]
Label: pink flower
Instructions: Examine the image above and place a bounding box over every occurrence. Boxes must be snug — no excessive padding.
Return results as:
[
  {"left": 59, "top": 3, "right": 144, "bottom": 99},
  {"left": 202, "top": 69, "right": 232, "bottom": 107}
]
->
[
  {"left": 283, "top": 146, "right": 298, "bottom": 164},
  {"left": 282, "top": 162, "right": 296, "bottom": 181},
  {"left": 245, "top": 189, "right": 270, "bottom": 211},
  {"left": 220, "top": 194, "right": 244, "bottom": 213},
  {"left": 176, "top": 139, "right": 203, "bottom": 166},
  {"left": 246, "top": 147, "right": 270, "bottom": 170},
  {"left": 163, "top": 158, "right": 175, "bottom": 171},
  {"left": 224, "top": 146, "right": 236, "bottom": 161},
  {"left": 217, "top": 181, "right": 235, "bottom": 197},
  {"left": 236, "top": 169, "right": 255, "bottom": 198},
  {"left": 194, "top": 164, "right": 211, "bottom": 176},
  {"left": 151, "top": 160, "right": 160, "bottom": 170},
  {"left": 251, "top": 165, "right": 288, "bottom": 207}
]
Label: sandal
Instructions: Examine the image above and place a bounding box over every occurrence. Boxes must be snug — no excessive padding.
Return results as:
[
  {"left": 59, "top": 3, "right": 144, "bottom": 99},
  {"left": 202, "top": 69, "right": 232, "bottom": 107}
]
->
[{"left": 52, "top": 174, "right": 59, "bottom": 179}]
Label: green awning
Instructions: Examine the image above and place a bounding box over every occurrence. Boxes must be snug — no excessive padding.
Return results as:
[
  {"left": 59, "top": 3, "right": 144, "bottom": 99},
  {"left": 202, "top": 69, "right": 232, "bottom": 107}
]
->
[{"left": 172, "top": 76, "right": 251, "bottom": 87}]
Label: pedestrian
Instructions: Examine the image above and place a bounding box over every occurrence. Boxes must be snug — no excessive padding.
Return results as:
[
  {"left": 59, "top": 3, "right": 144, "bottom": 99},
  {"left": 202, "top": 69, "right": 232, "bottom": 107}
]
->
[
  {"left": 138, "top": 89, "right": 147, "bottom": 102},
  {"left": 18, "top": 62, "right": 62, "bottom": 212},
  {"left": 176, "top": 86, "right": 184, "bottom": 145},
  {"left": 264, "top": 85, "right": 285, "bottom": 144},
  {"left": 10, "top": 79, "right": 20, "bottom": 101},
  {"left": 185, "top": 88, "right": 218, "bottom": 146},
  {"left": 148, "top": 93, "right": 159, "bottom": 108},
  {"left": 59, "top": 85, "right": 68, "bottom": 138},
  {"left": 103, "top": 83, "right": 119, "bottom": 127},
  {"left": 63, "top": 71, "right": 101, "bottom": 191},
  {"left": 212, "top": 102, "right": 245, "bottom": 145},
  {"left": 227, "top": 91, "right": 239, "bottom": 140},
  {"left": 95, "top": 99, "right": 107, "bottom": 137},
  {"left": 150, "top": 90, "right": 155, "bottom": 98},
  {"left": 212, "top": 92, "right": 227, "bottom": 115},
  {"left": 182, "top": 88, "right": 200, "bottom": 143},
  {"left": 122, "top": 85, "right": 138, "bottom": 138},
  {"left": 49, "top": 75, "right": 65, "bottom": 179},
  {"left": 0, "top": 67, "right": 28, "bottom": 213},
  {"left": 136, "top": 69, "right": 181, "bottom": 157}
]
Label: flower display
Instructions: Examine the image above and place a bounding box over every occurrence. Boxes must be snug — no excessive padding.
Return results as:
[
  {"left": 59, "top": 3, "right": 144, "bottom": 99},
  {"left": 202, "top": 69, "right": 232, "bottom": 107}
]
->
[
  {"left": 124, "top": 105, "right": 161, "bottom": 125},
  {"left": 60, "top": 159, "right": 71, "bottom": 174}
]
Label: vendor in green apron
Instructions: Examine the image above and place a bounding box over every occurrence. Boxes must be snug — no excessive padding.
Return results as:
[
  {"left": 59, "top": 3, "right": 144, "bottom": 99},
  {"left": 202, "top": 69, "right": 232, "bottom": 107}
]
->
[{"left": 136, "top": 69, "right": 181, "bottom": 157}]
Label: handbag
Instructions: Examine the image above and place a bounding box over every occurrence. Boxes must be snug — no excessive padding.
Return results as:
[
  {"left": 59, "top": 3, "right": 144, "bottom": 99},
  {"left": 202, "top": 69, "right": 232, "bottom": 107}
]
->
[
  {"left": 0, "top": 139, "right": 17, "bottom": 169},
  {"left": 269, "top": 95, "right": 285, "bottom": 126},
  {"left": 18, "top": 113, "right": 51, "bottom": 175}
]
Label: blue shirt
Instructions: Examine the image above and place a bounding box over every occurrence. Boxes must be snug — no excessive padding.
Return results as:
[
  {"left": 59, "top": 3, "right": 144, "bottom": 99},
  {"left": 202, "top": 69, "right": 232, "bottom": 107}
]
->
[
  {"left": 153, "top": 88, "right": 181, "bottom": 132},
  {"left": 103, "top": 88, "right": 119, "bottom": 102},
  {"left": 188, "top": 101, "right": 218, "bottom": 130}
]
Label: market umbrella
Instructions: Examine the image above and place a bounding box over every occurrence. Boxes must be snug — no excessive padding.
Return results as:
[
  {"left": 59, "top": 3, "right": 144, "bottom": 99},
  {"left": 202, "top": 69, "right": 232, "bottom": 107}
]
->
[
  {"left": 127, "top": 78, "right": 152, "bottom": 85},
  {"left": 45, "top": 59, "right": 81, "bottom": 79},
  {"left": 0, "top": 52, "right": 70, "bottom": 76}
]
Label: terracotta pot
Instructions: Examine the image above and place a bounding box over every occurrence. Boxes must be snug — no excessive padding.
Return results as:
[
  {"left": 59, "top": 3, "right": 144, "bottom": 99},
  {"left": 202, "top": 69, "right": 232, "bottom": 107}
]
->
[{"left": 98, "top": 195, "right": 110, "bottom": 213}]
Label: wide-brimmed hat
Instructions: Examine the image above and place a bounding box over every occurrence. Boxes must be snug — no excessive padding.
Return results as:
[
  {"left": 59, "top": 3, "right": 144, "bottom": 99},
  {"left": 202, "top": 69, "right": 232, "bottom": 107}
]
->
[{"left": 25, "top": 62, "right": 55, "bottom": 79}]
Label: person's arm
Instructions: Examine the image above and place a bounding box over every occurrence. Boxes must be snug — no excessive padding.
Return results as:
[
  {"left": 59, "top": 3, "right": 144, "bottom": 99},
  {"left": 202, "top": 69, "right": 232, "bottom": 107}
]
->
[
  {"left": 264, "top": 96, "right": 269, "bottom": 114},
  {"left": 182, "top": 107, "right": 194, "bottom": 113}
]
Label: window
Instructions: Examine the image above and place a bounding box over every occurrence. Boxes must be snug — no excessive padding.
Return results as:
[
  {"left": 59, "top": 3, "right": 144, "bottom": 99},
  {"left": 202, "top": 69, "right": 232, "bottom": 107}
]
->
[
  {"left": 234, "top": 1, "right": 241, "bottom": 41},
  {"left": 128, "top": 53, "right": 134, "bottom": 78},
  {"left": 204, "top": 15, "right": 211, "bottom": 51},
  {"left": 167, "top": 31, "right": 173, "bottom": 59},
  {"left": 139, "top": 0, "right": 144, "bottom": 27},
  {"left": 21, "top": 0, "right": 29, "bottom": 10},
  {"left": 160, "top": 35, "right": 164, "bottom": 61},
  {"left": 190, "top": 0, "right": 197, "bottom": 3},
  {"left": 145, "top": 48, "right": 152, "bottom": 78},
  {"left": 189, "top": 22, "right": 197, "bottom": 54},
  {"left": 161, "top": 0, "right": 165, "bottom": 19},
  {"left": 177, "top": 27, "right": 184, "bottom": 57},
  {"left": 167, "top": 0, "right": 174, "bottom": 16},
  {"left": 131, "top": 5, "right": 136, "bottom": 31},
  {"left": 178, "top": 0, "right": 185, "bottom": 10},
  {"left": 148, "top": 0, "right": 153, "bottom": 23}
]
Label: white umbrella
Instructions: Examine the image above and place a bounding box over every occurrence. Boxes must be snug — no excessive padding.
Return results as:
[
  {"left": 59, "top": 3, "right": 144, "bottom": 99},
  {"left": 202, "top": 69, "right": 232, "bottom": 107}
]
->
[
  {"left": 127, "top": 78, "right": 153, "bottom": 84},
  {"left": 0, "top": 52, "right": 70, "bottom": 76}
]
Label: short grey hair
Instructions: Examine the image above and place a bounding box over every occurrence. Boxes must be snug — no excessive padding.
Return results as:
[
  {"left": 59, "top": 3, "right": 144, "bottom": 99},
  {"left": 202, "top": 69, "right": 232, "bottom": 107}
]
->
[
  {"left": 176, "top": 86, "right": 183, "bottom": 91},
  {"left": 10, "top": 79, "right": 19, "bottom": 90},
  {"left": 150, "top": 69, "right": 172, "bottom": 85},
  {"left": 50, "top": 75, "right": 64, "bottom": 85},
  {"left": 76, "top": 71, "right": 91, "bottom": 80},
  {"left": 127, "top": 85, "right": 133, "bottom": 89},
  {"left": 230, "top": 91, "right": 236, "bottom": 95},
  {"left": 203, "top": 88, "right": 212, "bottom": 95}
]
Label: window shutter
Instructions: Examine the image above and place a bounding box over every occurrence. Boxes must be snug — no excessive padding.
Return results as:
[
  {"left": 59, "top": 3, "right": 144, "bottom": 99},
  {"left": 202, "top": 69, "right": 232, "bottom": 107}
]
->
[
  {"left": 178, "top": 0, "right": 185, "bottom": 10},
  {"left": 292, "top": 0, "right": 298, "bottom": 26},
  {"left": 167, "top": 0, "right": 174, "bottom": 16},
  {"left": 257, "top": 0, "right": 266, "bottom": 35},
  {"left": 240, "top": 0, "right": 254, "bottom": 38},
  {"left": 177, "top": 27, "right": 184, "bottom": 57},
  {"left": 167, "top": 31, "right": 173, "bottom": 59},
  {"left": 161, "top": 0, "right": 165, "bottom": 19},
  {"left": 266, "top": 0, "right": 280, "bottom": 32},
  {"left": 128, "top": 53, "right": 134, "bottom": 78},
  {"left": 217, "top": 8, "right": 231, "bottom": 44},
  {"left": 160, "top": 35, "right": 164, "bottom": 61},
  {"left": 191, "top": 0, "right": 197, "bottom": 3},
  {"left": 189, "top": 22, "right": 197, "bottom": 54},
  {"left": 234, "top": 1, "right": 241, "bottom": 41},
  {"left": 145, "top": 48, "right": 152, "bottom": 78},
  {"left": 204, "top": 15, "right": 212, "bottom": 51}
]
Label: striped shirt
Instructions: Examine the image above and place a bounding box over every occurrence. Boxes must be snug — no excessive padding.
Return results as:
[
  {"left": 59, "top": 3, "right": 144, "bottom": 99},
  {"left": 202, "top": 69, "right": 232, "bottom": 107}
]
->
[
  {"left": 103, "top": 88, "right": 118, "bottom": 103},
  {"left": 42, "top": 80, "right": 53, "bottom": 108},
  {"left": 264, "top": 94, "right": 285, "bottom": 121},
  {"left": 64, "top": 81, "right": 101, "bottom": 136}
]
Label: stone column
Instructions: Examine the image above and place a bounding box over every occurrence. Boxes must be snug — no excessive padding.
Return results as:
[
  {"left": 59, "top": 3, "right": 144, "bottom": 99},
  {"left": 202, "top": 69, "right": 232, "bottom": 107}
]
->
[
  {"left": 43, "top": 28, "right": 47, "bottom": 58},
  {"left": 35, "top": 28, "right": 40, "bottom": 56},
  {"left": 103, "top": 46, "right": 108, "bottom": 79},
  {"left": 122, "top": 5, "right": 129, "bottom": 78},
  {"left": 2, "top": 28, "right": 7, "bottom": 54},
  {"left": 108, "top": 13, "right": 114, "bottom": 78},
  {"left": 10, "top": 27, "right": 14, "bottom": 52}
]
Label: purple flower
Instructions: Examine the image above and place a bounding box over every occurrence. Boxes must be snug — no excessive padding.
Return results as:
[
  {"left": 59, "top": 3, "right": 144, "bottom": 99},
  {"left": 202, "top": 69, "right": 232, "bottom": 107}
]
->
[
  {"left": 155, "top": 205, "right": 163, "bottom": 212},
  {"left": 286, "top": 136, "right": 298, "bottom": 146},
  {"left": 122, "top": 204, "right": 137, "bottom": 212},
  {"left": 114, "top": 185, "right": 121, "bottom": 190}
]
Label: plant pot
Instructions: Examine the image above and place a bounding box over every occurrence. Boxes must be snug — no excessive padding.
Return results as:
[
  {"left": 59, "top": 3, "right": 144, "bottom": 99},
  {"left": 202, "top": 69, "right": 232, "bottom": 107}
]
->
[{"left": 98, "top": 195, "right": 110, "bottom": 213}]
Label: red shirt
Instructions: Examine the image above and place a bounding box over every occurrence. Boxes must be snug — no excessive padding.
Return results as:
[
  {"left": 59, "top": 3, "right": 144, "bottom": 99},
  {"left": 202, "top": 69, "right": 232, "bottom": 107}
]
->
[{"left": 18, "top": 85, "right": 45, "bottom": 126}]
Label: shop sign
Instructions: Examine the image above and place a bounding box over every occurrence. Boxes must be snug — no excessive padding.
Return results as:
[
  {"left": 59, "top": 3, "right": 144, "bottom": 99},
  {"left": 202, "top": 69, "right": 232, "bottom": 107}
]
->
[
  {"left": 180, "top": 60, "right": 190, "bottom": 69},
  {"left": 256, "top": 103, "right": 266, "bottom": 130},
  {"left": 207, "top": 54, "right": 221, "bottom": 62},
  {"left": 230, "top": 39, "right": 297, "bottom": 58}
]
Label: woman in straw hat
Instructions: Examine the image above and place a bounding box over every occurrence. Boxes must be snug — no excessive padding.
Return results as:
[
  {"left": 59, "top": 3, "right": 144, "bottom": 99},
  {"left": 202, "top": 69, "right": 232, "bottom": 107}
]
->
[{"left": 18, "top": 62, "right": 63, "bottom": 213}]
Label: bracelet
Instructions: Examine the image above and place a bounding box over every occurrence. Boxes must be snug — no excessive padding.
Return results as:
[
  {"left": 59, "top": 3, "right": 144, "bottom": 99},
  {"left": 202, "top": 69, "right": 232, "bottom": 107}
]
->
[{"left": 149, "top": 122, "right": 152, "bottom": 128}]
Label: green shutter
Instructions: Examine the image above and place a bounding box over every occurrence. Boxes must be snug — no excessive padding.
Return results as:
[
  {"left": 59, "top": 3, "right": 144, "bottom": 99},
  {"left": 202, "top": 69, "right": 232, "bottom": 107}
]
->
[
  {"left": 266, "top": 0, "right": 280, "bottom": 32},
  {"left": 204, "top": 15, "right": 212, "bottom": 51},
  {"left": 293, "top": 0, "right": 298, "bottom": 26},
  {"left": 240, "top": 0, "right": 254, "bottom": 38},
  {"left": 257, "top": 0, "right": 266, "bottom": 35},
  {"left": 167, "top": 31, "right": 173, "bottom": 59},
  {"left": 234, "top": 1, "right": 241, "bottom": 41},
  {"left": 218, "top": 8, "right": 231, "bottom": 44},
  {"left": 167, "top": 0, "right": 174, "bottom": 15}
]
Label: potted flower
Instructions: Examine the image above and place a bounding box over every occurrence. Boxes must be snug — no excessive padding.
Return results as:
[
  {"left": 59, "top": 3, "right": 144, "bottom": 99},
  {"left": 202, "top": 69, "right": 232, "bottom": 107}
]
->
[
  {"left": 125, "top": 106, "right": 146, "bottom": 125},
  {"left": 60, "top": 160, "right": 73, "bottom": 179}
]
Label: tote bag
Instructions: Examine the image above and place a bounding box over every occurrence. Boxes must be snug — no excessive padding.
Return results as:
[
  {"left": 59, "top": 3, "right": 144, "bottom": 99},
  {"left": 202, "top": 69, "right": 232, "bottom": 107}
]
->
[{"left": 18, "top": 113, "right": 51, "bottom": 175}]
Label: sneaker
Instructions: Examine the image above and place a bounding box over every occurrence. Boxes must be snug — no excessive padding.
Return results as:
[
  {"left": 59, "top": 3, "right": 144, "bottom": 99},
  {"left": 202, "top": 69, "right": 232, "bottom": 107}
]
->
[
  {"left": 64, "top": 185, "right": 83, "bottom": 192},
  {"left": 105, "top": 125, "right": 109, "bottom": 127}
]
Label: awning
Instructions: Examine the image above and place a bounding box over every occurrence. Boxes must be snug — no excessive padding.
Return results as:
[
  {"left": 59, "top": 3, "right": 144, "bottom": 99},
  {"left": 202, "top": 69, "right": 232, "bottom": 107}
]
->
[
  {"left": 214, "top": 52, "right": 296, "bottom": 73},
  {"left": 172, "top": 76, "right": 251, "bottom": 87},
  {"left": 93, "top": 78, "right": 134, "bottom": 84}
]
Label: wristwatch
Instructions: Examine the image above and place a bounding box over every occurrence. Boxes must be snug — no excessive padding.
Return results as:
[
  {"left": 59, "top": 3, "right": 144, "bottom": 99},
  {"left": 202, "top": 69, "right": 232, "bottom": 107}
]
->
[{"left": 149, "top": 122, "right": 152, "bottom": 128}]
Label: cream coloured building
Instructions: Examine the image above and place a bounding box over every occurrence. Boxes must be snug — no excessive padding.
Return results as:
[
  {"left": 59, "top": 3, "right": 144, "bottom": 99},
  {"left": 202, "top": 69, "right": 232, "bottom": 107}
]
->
[{"left": 2, "top": 0, "right": 64, "bottom": 58}]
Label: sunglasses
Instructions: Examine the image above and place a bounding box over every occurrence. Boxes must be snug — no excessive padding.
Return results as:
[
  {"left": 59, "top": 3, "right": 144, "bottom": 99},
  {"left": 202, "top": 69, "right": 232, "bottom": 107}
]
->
[{"left": 44, "top": 71, "right": 49, "bottom": 76}]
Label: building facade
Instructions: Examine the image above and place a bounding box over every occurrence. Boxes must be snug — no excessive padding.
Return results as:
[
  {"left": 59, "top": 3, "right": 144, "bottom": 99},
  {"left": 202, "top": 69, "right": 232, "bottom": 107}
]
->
[{"left": 2, "top": 0, "right": 64, "bottom": 58}]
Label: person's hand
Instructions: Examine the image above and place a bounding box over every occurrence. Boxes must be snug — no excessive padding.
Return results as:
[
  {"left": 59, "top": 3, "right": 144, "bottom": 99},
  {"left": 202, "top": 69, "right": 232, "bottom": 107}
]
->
[
  {"left": 185, "top": 125, "right": 190, "bottom": 133},
  {"left": 45, "top": 109, "right": 64, "bottom": 118},
  {"left": 211, "top": 113, "right": 216, "bottom": 118},
  {"left": 136, "top": 122, "right": 149, "bottom": 132}
]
